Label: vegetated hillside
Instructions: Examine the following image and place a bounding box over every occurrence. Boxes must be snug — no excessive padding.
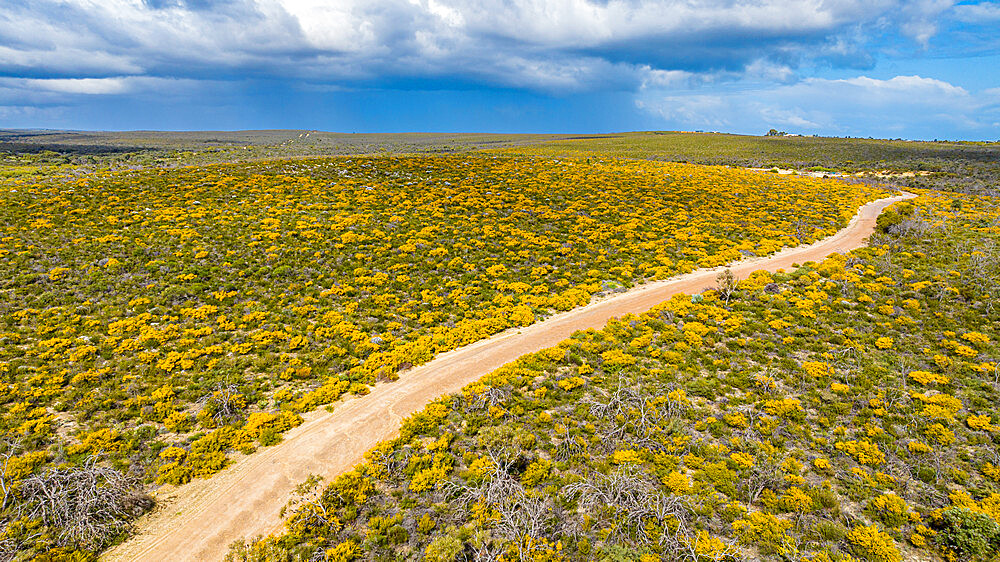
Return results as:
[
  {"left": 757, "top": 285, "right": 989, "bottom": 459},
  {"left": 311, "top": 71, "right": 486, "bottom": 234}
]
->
[
  {"left": 0, "top": 156, "right": 885, "bottom": 558},
  {"left": 230, "top": 191, "right": 999, "bottom": 562},
  {"left": 502, "top": 132, "right": 1000, "bottom": 196}
]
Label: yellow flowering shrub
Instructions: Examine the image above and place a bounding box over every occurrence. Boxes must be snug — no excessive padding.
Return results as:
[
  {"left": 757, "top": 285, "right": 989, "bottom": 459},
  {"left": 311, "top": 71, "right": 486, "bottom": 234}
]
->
[
  {"left": 732, "top": 511, "right": 792, "bottom": 552},
  {"left": 661, "top": 471, "right": 690, "bottom": 494},
  {"left": 847, "top": 525, "right": 901, "bottom": 562},
  {"left": 520, "top": 460, "right": 552, "bottom": 487},
  {"left": 243, "top": 411, "right": 303, "bottom": 442},
  {"left": 961, "top": 331, "right": 990, "bottom": 347},
  {"left": 836, "top": 440, "right": 886, "bottom": 466},
  {"left": 801, "top": 361, "right": 832, "bottom": 378},
  {"left": 409, "top": 460, "right": 452, "bottom": 493},
  {"left": 2, "top": 450, "right": 47, "bottom": 481},
  {"left": 685, "top": 530, "right": 728, "bottom": 560},
  {"left": 729, "top": 452, "right": 755, "bottom": 469},
  {"left": 913, "top": 392, "right": 963, "bottom": 421},
  {"left": 966, "top": 414, "right": 995, "bottom": 431},
  {"left": 778, "top": 487, "right": 814, "bottom": 513},
  {"left": 865, "top": 493, "right": 909, "bottom": 527},
  {"left": 611, "top": 450, "right": 645, "bottom": 465},
  {"left": 325, "top": 540, "right": 360, "bottom": 562},
  {"left": 762, "top": 398, "right": 803, "bottom": 419},
  {"left": 924, "top": 423, "right": 956, "bottom": 445},
  {"left": 724, "top": 412, "right": 748, "bottom": 428},
  {"left": 907, "top": 370, "right": 949, "bottom": 385},
  {"left": 600, "top": 349, "right": 637, "bottom": 369},
  {"left": 557, "top": 377, "right": 586, "bottom": 391}
]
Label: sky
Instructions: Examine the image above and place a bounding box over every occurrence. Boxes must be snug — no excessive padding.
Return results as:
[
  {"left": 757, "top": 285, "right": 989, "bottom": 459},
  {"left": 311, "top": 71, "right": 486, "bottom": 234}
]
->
[{"left": 0, "top": 0, "right": 998, "bottom": 139}]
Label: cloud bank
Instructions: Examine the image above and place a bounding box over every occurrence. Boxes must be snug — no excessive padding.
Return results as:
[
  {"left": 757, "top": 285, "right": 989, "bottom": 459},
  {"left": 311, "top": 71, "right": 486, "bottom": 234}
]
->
[
  {"left": 637, "top": 74, "right": 1000, "bottom": 139},
  {"left": 0, "top": 0, "right": 961, "bottom": 89}
]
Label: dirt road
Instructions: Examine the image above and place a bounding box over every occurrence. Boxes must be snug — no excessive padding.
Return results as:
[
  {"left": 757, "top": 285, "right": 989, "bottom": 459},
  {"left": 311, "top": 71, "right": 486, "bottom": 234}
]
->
[{"left": 103, "top": 192, "right": 914, "bottom": 562}]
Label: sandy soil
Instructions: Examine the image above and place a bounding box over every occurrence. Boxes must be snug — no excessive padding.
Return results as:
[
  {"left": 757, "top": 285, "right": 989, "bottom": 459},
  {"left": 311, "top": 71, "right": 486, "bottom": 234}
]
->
[
  {"left": 745, "top": 167, "right": 932, "bottom": 180},
  {"left": 855, "top": 170, "right": 933, "bottom": 179},
  {"left": 103, "top": 192, "right": 914, "bottom": 562}
]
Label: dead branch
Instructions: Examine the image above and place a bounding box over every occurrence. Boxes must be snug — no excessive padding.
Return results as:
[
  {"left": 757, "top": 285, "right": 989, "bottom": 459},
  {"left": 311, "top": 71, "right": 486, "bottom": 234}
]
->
[{"left": 14, "top": 459, "right": 152, "bottom": 550}]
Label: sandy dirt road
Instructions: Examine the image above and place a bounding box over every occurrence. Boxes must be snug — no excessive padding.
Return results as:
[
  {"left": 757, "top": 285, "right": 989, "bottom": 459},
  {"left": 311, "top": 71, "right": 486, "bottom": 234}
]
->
[{"left": 103, "top": 191, "right": 913, "bottom": 562}]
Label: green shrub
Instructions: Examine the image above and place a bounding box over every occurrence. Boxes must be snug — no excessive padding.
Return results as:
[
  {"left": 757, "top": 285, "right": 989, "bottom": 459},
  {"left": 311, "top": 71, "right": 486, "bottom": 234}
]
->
[
  {"left": 933, "top": 508, "right": 1000, "bottom": 561},
  {"left": 423, "top": 527, "right": 463, "bottom": 562},
  {"left": 813, "top": 520, "right": 847, "bottom": 541},
  {"left": 864, "top": 493, "right": 909, "bottom": 527},
  {"left": 875, "top": 210, "right": 902, "bottom": 233},
  {"left": 258, "top": 428, "right": 282, "bottom": 447},
  {"left": 386, "top": 525, "right": 408, "bottom": 545}
]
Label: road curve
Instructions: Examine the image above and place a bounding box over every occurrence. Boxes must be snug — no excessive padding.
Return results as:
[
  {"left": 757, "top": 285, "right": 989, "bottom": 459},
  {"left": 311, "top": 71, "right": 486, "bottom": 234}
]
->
[{"left": 103, "top": 191, "right": 915, "bottom": 562}]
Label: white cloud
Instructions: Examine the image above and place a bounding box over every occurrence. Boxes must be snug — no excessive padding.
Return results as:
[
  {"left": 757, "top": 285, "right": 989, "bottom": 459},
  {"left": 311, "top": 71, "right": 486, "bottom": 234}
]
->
[
  {"left": 895, "top": 0, "right": 956, "bottom": 46},
  {"left": 637, "top": 95, "right": 732, "bottom": 128},
  {"left": 16, "top": 78, "right": 132, "bottom": 95},
  {"left": 952, "top": 1, "right": 1000, "bottom": 22},
  {"left": 0, "top": 0, "right": 963, "bottom": 93},
  {"left": 636, "top": 74, "right": 995, "bottom": 139},
  {"left": 437, "top": 0, "right": 882, "bottom": 48},
  {"left": 758, "top": 106, "right": 822, "bottom": 129},
  {"left": 816, "top": 75, "right": 969, "bottom": 97},
  {"left": 742, "top": 60, "right": 796, "bottom": 83},
  {"left": 0, "top": 76, "right": 211, "bottom": 107},
  {"left": 0, "top": 46, "right": 145, "bottom": 76},
  {"left": 0, "top": 104, "right": 64, "bottom": 121},
  {"left": 641, "top": 69, "right": 695, "bottom": 89}
]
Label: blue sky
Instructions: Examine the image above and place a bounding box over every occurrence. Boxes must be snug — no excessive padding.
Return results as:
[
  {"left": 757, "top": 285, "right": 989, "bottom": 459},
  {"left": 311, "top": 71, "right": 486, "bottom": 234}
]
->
[{"left": 0, "top": 0, "right": 998, "bottom": 140}]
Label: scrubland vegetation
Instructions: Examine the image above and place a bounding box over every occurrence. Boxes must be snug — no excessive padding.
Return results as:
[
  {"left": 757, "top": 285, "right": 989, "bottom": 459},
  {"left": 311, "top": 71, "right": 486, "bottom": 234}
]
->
[
  {"left": 2, "top": 129, "right": 996, "bottom": 560},
  {"left": 3, "top": 130, "right": 998, "bottom": 196},
  {"left": 0, "top": 130, "right": 548, "bottom": 173},
  {"left": 230, "top": 190, "right": 1000, "bottom": 562},
  {"left": 500, "top": 133, "right": 1000, "bottom": 196},
  {"left": 0, "top": 154, "right": 885, "bottom": 558}
]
